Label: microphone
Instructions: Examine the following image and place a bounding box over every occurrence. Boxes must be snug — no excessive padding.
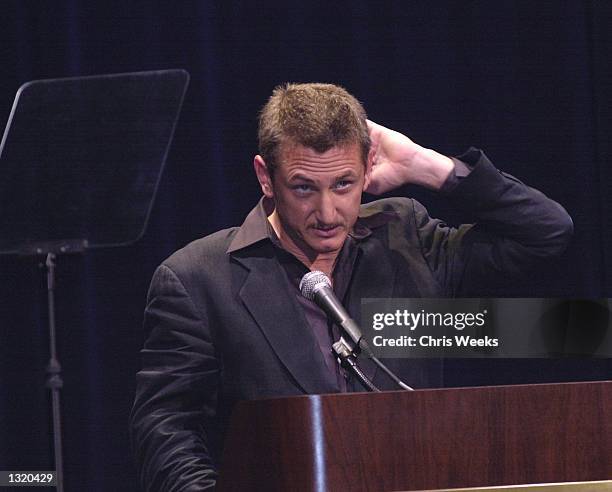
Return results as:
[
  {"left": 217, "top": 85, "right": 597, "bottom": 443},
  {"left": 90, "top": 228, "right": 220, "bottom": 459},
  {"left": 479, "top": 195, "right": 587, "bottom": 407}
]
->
[
  {"left": 299, "top": 271, "right": 372, "bottom": 356},
  {"left": 300, "top": 270, "right": 414, "bottom": 391}
]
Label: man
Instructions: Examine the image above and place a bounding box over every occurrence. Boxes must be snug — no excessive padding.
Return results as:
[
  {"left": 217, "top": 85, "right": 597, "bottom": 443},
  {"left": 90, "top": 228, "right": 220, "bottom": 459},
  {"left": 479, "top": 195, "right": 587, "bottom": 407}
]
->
[{"left": 130, "top": 83, "right": 572, "bottom": 491}]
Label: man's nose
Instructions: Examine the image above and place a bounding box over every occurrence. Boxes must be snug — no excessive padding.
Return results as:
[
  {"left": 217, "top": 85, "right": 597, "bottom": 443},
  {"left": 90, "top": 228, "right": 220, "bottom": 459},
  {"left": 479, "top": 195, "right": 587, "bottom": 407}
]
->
[{"left": 316, "top": 191, "right": 336, "bottom": 224}]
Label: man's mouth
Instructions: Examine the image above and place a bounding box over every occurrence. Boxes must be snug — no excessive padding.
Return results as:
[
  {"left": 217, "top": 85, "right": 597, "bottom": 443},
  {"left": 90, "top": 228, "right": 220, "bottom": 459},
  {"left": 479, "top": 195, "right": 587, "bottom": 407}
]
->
[{"left": 312, "top": 225, "right": 341, "bottom": 238}]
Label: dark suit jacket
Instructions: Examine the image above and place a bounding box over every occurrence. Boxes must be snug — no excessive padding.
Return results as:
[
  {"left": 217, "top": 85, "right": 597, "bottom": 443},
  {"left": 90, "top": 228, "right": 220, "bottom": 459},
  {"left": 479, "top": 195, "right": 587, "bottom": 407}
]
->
[{"left": 130, "top": 150, "right": 573, "bottom": 491}]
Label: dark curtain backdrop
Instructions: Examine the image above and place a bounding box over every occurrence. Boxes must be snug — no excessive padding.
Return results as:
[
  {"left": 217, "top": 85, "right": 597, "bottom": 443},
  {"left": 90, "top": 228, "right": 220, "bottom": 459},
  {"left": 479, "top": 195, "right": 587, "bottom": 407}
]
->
[{"left": 1, "top": 1, "right": 610, "bottom": 490}]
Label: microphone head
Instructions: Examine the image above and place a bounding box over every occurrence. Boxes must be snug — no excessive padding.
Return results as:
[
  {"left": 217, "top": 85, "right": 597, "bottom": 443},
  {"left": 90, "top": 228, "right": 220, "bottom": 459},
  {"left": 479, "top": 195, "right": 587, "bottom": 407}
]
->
[{"left": 299, "top": 271, "right": 331, "bottom": 300}]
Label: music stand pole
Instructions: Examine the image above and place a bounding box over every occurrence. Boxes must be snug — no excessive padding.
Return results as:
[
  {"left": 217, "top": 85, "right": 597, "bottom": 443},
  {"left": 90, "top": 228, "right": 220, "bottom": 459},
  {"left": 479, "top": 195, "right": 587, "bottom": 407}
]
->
[{"left": 45, "top": 252, "right": 64, "bottom": 492}]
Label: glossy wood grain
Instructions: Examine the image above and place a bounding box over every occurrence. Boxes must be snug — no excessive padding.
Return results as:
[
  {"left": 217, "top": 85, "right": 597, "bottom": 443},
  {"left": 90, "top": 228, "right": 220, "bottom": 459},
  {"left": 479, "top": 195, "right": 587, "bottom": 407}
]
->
[{"left": 218, "top": 382, "right": 611, "bottom": 491}]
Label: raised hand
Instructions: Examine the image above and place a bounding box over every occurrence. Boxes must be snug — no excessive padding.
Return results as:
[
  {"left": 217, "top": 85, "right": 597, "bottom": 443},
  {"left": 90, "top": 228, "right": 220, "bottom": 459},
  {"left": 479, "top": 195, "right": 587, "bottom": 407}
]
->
[{"left": 365, "top": 120, "right": 454, "bottom": 194}]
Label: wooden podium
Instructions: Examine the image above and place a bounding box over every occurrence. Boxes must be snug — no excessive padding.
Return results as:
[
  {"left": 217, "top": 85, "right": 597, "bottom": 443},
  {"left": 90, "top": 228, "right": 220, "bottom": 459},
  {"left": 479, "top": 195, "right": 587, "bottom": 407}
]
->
[{"left": 217, "top": 381, "right": 611, "bottom": 491}]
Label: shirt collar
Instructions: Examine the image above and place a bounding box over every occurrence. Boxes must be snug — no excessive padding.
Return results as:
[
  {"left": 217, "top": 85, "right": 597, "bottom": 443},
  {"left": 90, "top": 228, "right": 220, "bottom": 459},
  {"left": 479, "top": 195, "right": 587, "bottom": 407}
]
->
[
  {"left": 226, "top": 196, "right": 396, "bottom": 254},
  {"left": 226, "top": 197, "right": 273, "bottom": 253}
]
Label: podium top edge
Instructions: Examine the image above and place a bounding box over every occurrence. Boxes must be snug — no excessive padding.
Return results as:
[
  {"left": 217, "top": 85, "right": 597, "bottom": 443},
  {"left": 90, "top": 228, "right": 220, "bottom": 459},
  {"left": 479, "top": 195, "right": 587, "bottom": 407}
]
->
[{"left": 245, "top": 380, "right": 612, "bottom": 405}]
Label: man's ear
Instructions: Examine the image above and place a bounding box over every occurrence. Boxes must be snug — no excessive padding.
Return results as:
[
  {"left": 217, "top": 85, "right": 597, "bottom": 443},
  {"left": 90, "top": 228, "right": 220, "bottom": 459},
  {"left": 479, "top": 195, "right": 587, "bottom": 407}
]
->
[
  {"left": 254, "top": 155, "right": 274, "bottom": 198},
  {"left": 363, "top": 148, "right": 374, "bottom": 191}
]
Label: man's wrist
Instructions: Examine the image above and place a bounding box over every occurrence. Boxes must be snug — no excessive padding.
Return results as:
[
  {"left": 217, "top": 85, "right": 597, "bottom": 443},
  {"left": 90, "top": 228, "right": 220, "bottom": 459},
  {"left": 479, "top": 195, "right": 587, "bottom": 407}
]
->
[{"left": 409, "top": 146, "right": 454, "bottom": 190}]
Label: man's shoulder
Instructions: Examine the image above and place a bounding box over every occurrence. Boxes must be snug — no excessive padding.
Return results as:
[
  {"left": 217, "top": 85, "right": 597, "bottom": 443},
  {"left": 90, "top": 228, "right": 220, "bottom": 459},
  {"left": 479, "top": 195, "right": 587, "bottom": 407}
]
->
[
  {"left": 359, "top": 196, "right": 415, "bottom": 215},
  {"left": 161, "top": 227, "right": 239, "bottom": 273},
  {"left": 357, "top": 196, "right": 437, "bottom": 240}
]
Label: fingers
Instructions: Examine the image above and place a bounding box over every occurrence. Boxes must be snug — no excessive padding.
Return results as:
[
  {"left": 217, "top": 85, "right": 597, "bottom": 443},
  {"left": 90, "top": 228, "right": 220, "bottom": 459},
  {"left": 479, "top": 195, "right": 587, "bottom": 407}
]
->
[
  {"left": 363, "top": 165, "right": 389, "bottom": 196},
  {"left": 366, "top": 119, "right": 382, "bottom": 133}
]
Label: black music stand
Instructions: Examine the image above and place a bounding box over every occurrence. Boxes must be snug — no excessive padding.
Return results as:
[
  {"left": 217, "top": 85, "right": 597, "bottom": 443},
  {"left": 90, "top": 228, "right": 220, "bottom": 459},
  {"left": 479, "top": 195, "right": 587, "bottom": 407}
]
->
[{"left": 0, "top": 69, "right": 190, "bottom": 491}]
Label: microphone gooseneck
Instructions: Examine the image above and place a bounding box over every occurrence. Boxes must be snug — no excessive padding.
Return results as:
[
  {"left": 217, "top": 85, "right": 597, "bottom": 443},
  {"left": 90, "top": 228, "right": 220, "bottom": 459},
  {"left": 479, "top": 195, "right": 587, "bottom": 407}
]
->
[
  {"left": 300, "top": 270, "right": 414, "bottom": 391},
  {"left": 299, "top": 270, "right": 372, "bottom": 356}
]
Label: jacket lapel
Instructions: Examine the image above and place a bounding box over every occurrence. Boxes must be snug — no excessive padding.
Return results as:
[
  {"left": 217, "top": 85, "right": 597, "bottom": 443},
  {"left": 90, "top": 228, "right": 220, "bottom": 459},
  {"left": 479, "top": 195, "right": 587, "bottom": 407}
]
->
[{"left": 232, "top": 249, "right": 340, "bottom": 395}]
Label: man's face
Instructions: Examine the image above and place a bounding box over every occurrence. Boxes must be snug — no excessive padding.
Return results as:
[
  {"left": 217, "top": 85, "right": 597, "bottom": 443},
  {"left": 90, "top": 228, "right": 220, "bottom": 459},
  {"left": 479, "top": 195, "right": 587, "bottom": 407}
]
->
[{"left": 255, "top": 142, "right": 370, "bottom": 259}]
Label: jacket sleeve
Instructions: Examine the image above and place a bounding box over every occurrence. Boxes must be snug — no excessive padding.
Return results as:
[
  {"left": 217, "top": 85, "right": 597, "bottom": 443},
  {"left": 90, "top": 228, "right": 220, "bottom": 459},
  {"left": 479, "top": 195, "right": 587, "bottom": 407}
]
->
[
  {"left": 412, "top": 148, "right": 574, "bottom": 296},
  {"left": 130, "top": 263, "right": 219, "bottom": 491}
]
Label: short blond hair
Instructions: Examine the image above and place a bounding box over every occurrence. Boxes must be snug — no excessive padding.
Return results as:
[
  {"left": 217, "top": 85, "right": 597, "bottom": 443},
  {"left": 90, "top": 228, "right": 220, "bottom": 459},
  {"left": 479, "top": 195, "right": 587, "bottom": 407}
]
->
[{"left": 258, "top": 83, "right": 370, "bottom": 176}]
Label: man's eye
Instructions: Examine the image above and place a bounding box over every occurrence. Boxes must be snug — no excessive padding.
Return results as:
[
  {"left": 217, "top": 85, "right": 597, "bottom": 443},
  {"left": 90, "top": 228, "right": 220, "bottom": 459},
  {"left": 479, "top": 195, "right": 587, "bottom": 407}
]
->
[
  {"left": 335, "top": 180, "right": 353, "bottom": 190},
  {"left": 293, "top": 184, "right": 312, "bottom": 193}
]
